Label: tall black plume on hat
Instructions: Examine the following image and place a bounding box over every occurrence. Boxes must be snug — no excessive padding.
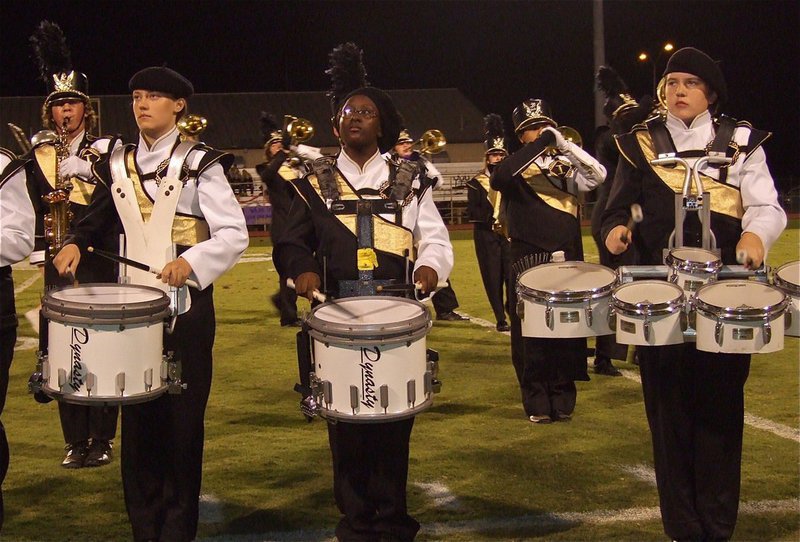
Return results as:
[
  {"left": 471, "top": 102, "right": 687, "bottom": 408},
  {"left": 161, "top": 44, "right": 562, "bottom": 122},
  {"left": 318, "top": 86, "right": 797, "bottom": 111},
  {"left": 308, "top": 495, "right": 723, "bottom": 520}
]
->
[
  {"left": 325, "top": 42, "right": 369, "bottom": 118},
  {"left": 259, "top": 111, "right": 280, "bottom": 142},
  {"left": 484, "top": 113, "right": 505, "bottom": 140},
  {"left": 30, "top": 20, "right": 72, "bottom": 84}
]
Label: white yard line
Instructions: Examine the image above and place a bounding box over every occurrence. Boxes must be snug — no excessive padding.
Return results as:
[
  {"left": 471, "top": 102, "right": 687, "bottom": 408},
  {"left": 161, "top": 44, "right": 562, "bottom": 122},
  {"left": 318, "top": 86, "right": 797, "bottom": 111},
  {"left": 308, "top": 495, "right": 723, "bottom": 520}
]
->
[
  {"left": 197, "top": 497, "right": 800, "bottom": 541},
  {"left": 13, "top": 272, "right": 40, "bottom": 295},
  {"left": 413, "top": 481, "right": 461, "bottom": 510}
]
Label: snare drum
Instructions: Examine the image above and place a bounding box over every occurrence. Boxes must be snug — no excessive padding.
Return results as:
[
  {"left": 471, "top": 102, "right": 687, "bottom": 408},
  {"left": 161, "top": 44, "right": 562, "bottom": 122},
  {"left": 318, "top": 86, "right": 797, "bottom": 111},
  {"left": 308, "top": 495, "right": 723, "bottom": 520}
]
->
[
  {"left": 307, "top": 296, "right": 435, "bottom": 423},
  {"left": 694, "top": 280, "right": 789, "bottom": 354},
  {"left": 611, "top": 280, "right": 686, "bottom": 346},
  {"left": 666, "top": 247, "right": 722, "bottom": 294},
  {"left": 517, "top": 262, "right": 617, "bottom": 338},
  {"left": 773, "top": 261, "right": 799, "bottom": 337},
  {"left": 42, "top": 284, "right": 171, "bottom": 404}
]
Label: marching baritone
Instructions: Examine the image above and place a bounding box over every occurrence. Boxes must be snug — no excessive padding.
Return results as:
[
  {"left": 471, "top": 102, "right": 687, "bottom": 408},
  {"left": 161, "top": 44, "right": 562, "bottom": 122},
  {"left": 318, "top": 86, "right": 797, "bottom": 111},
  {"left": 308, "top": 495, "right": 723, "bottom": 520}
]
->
[
  {"left": 491, "top": 99, "right": 606, "bottom": 423},
  {"left": 28, "top": 20, "right": 121, "bottom": 469},
  {"left": 466, "top": 114, "right": 511, "bottom": 332},
  {"left": 275, "top": 43, "right": 453, "bottom": 541},
  {"left": 601, "top": 47, "right": 786, "bottom": 541},
  {"left": 0, "top": 148, "right": 35, "bottom": 530},
  {"left": 54, "top": 66, "right": 248, "bottom": 542}
]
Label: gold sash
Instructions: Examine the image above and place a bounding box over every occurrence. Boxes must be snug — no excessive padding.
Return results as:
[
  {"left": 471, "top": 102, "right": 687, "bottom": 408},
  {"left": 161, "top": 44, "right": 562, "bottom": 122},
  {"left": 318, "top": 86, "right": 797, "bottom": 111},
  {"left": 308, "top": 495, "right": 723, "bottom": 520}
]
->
[
  {"left": 278, "top": 164, "right": 299, "bottom": 181},
  {"left": 635, "top": 130, "right": 744, "bottom": 219},
  {"left": 34, "top": 144, "right": 95, "bottom": 206},
  {"left": 307, "top": 172, "right": 415, "bottom": 261},
  {"left": 520, "top": 165, "right": 578, "bottom": 218},
  {"left": 125, "top": 151, "right": 210, "bottom": 246}
]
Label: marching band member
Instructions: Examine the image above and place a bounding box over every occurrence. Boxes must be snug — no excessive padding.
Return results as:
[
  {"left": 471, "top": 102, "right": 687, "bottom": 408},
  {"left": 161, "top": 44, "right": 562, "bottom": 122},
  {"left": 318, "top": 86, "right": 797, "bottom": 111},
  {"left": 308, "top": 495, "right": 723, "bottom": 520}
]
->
[
  {"left": 275, "top": 43, "right": 452, "bottom": 541},
  {"left": 602, "top": 47, "right": 786, "bottom": 540},
  {"left": 491, "top": 99, "right": 606, "bottom": 423},
  {"left": 0, "top": 147, "right": 35, "bottom": 530},
  {"left": 466, "top": 114, "right": 511, "bottom": 332},
  {"left": 392, "top": 129, "right": 466, "bottom": 322},
  {"left": 54, "top": 66, "right": 248, "bottom": 542},
  {"left": 28, "top": 20, "right": 121, "bottom": 469}
]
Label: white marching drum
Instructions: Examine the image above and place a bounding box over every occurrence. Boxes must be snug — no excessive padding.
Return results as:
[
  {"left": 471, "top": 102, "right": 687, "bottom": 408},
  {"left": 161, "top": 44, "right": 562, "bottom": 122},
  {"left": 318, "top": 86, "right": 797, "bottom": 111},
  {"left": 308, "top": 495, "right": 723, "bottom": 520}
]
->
[
  {"left": 42, "top": 284, "right": 171, "bottom": 404},
  {"left": 307, "top": 296, "right": 435, "bottom": 423},
  {"left": 517, "top": 262, "right": 617, "bottom": 338},
  {"left": 773, "top": 261, "right": 800, "bottom": 337},
  {"left": 611, "top": 280, "right": 686, "bottom": 346},
  {"left": 694, "top": 280, "right": 789, "bottom": 354},
  {"left": 666, "top": 247, "right": 722, "bottom": 294}
]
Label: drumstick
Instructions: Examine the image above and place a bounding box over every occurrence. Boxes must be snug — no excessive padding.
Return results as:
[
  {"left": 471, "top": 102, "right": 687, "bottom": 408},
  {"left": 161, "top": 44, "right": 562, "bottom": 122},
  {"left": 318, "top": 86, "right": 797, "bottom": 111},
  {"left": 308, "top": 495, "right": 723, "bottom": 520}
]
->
[
  {"left": 376, "top": 281, "right": 449, "bottom": 293},
  {"left": 286, "top": 278, "right": 362, "bottom": 319},
  {"left": 87, "top": 247, "right": 200, "bottom": 289},
  {"left": 620, "top": 204, "right": 643, "bottom": 244}
]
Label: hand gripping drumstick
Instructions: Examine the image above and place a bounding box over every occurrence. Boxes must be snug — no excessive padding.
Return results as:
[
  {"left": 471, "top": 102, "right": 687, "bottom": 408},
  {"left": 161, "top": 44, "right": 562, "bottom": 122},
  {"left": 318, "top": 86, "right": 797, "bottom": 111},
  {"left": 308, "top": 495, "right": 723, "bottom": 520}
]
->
[
  {"left": 87, "top": 247, "right": 200, "bottom": 289},
  {"left": 620, "top": 203, "right": 643, "bottom": 244},
  {"left": 736, "top": 249, "right": 754, "bottom": 269},
  {"left": 285, "top": 278, "right": 362, "bottom": 319}
]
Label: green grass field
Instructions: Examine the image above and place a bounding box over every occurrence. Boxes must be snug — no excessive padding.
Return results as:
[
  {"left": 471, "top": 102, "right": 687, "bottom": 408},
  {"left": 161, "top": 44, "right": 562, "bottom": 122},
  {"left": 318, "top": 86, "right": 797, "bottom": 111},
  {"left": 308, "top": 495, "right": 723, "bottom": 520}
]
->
[{"left": 3, "top": 226, "right": 799, "bottom": 541}]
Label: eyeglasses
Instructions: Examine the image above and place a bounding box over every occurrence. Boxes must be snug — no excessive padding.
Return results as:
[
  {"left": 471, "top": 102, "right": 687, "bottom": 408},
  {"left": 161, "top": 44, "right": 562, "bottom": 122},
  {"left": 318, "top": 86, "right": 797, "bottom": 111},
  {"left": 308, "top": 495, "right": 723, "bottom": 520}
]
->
[
  {"left": 340, "top": 106, "right": 378, "bottom": 119},
  {"left": 131, "top": 92, "right": 170, "bottom": 103}
]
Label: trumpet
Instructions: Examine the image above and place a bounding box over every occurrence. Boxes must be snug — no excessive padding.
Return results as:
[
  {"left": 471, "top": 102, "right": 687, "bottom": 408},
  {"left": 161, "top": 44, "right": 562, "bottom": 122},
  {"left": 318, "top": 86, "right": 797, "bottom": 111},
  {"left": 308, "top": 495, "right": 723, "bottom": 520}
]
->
[
  {"left": 414, "top": 129, "right": 446, "bottom": 155},
  {"left": 178, "top": 114, "right": 208, "bottom": 142},
  {"left": 556, "top": 126, "right": 582, "bottom": 148},
  {"left": 283, "top": 115, "right": 315, "bottom": 146}
]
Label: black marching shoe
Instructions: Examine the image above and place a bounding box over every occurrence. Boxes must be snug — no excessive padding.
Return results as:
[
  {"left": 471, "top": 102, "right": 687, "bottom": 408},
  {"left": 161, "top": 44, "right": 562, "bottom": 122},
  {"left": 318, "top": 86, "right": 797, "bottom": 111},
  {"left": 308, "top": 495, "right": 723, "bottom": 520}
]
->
[
  {"left": 61, "top": 440, "right": 89, "bottom": 469},
  {"left": 496, "top": 321, "right": 510, "bottom": 332},
  {"left": 84, "top": 439, "right": 113, "bottom": 467},
  {"left": 593, "top": 356, "right": 622, "bottom": 376},
  {"left": 437, "top": 311, "right": 469, "bottom": 321}
]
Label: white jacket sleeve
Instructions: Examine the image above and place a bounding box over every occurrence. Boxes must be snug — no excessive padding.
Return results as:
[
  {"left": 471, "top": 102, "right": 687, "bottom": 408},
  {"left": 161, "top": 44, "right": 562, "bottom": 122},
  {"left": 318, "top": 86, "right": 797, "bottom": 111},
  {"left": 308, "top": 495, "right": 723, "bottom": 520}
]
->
[
  {"left": 411, "top": 188, "right": 453, "bottom": 282},
  {"left": 0, "top": 160, "right": 35, "bottom": 266},
  {"left": 739, "top": 147, "right": 786, "bottom": 252}
]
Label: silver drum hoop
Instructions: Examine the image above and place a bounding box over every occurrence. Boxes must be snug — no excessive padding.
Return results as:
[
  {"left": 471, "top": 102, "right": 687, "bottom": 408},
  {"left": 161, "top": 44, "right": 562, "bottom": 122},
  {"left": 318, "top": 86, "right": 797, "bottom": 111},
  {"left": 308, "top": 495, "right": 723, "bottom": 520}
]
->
[
  {"left": 773, "top": 261, "right": 800, "bottom": 296},
  {"left": 694, "top": 280, "right": 789, "bottom": 322},
  {"left": 517, "top": 262, "right": 618, "bottom": 304},
  {"left": 612, "top": 280, "right": 685, "bottom": 317},
  {"left": 41, "top": 283, "right": 171, "bottom": 326},
  {"left": 307, "top": 296, "right": 431, "bottom": 347},
  {"left": 666, "top": 248, "right": 723, "bottom": 275}
]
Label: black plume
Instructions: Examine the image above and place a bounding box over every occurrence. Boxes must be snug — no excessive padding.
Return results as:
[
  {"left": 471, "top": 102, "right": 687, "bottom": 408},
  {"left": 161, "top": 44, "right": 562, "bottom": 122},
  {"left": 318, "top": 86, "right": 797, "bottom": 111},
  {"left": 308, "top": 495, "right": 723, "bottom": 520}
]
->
[
  {"left": 483, "top": 113, "right": 505, "bottom": 138},
  {"left": 30, "top": 20, "right": 72, "bottom": 83},
  {"left": 259, "top": 111, "right": 280, "bottom": 139},
  {"left": 325, "top": 42, "right": 368, "bottom": 112},
  {"left": 596, "top": 66, "right": 629, "bottom": 97}
]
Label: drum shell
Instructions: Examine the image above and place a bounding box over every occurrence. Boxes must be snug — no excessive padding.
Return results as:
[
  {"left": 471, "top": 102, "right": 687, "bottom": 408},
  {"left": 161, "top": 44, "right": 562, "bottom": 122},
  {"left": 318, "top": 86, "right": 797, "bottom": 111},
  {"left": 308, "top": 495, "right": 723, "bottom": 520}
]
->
[
  {"left": 773, "top": 261, "right": 800, "bottom": 337},
  {"left": 612, "top": 281, "right": 685, "bottom": 346},
  {"left": 694, "top": 280, "right": 788, "bottom": 354},
  {"left": 307, "top": 296, "right": 433, "bottom": 422},
  {"left": 666, "top": 247, "right": 722, "bottom": 295},
  {"left": 41, "top": 284, "right": 170, "bottom": 404},
  {"left": 517, "top": 262, "right": 616, "bottom": 338}
]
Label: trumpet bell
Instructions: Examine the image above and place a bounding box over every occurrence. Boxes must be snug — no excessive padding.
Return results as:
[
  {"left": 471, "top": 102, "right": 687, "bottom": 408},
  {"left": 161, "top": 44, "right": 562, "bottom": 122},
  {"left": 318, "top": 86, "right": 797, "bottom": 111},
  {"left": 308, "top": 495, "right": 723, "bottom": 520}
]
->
[
  {"left": 287, "top": 117, "right": 315, "bottom": 144},
  {"left": 178, "top": 114, "right": 208, "bottom": 139},
  {"left": 557, "top": 126, "right": 582, "bottom": 148},
  {"left": 418, "top": 129, "right": 446, "bottom": 155}
]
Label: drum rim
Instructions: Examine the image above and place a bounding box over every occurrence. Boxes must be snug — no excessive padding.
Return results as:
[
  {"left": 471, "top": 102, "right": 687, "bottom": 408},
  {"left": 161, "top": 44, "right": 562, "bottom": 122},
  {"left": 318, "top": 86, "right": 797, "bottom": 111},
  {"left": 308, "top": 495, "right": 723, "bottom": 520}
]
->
[
  {"left": 42, "top": 283, "right": 172, "bottom": 324},
  {"left": 517, "top": 262, "right": 618, "bottom": 302},
  {"left": 666, "top": 248, "right": 723, "bottom": 274},
  {"left": 612, "top": 280, "right": 685, "bottom": 316},
  {"left": 694, "top": 280, "right": 789, "bottom": 321},
  {"left": 774, "top": 261, "right": 800, "bottom": 296},
  {"left": 307, "top": 296, "right": 431, "bottom": 342}
]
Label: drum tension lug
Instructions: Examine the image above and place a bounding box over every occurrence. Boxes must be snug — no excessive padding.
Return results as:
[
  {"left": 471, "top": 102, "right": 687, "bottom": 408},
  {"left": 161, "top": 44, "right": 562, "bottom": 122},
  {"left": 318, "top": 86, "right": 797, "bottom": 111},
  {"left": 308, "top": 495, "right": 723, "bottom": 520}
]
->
[
  {"left": 762, "top": 320, "right": 772, "bottom": 344},
  {"left": 714, "top": 318, "right": 724, "bottom": 347}
]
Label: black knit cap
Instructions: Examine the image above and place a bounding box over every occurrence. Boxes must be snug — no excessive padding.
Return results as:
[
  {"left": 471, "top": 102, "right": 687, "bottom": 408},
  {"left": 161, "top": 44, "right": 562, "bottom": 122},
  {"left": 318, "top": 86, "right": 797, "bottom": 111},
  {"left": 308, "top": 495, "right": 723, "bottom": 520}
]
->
[
  {"left": 341, "top": 86, "right": 402, "bottom": 154},
  {"left": 128, "top": 66, "right": 194, "bottom": 99},
  {"left": 663, "top": 47, "right": 727, "bottom": 105}
]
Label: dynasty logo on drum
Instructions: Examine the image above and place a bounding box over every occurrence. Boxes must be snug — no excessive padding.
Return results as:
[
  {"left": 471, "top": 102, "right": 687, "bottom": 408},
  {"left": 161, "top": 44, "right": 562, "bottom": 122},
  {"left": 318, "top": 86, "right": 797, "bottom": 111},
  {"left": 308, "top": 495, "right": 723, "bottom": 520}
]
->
[
  {"left": 359, "top": 347, "right": 381, "bottom": 408},
  {"left": 65, "top": 327, "right": 89, "bottom": 392}
]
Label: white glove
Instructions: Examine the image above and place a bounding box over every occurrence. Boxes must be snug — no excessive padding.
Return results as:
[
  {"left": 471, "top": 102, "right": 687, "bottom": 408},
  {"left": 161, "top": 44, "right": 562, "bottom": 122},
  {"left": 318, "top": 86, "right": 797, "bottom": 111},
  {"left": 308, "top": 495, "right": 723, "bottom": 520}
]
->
[
  {"left": 542, "top": 126, "right": 569, "bottom": 152},
  {"left": 60, "top": 155, "right": 93, "bottom": 181}
]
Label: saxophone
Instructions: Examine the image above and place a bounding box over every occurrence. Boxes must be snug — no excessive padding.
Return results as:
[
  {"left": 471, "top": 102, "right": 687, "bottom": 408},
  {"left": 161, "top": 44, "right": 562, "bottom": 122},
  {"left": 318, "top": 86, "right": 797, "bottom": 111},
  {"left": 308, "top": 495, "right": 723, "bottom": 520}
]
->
[{"left": 43, "top": 118, "right": 74, "bottom": 258}]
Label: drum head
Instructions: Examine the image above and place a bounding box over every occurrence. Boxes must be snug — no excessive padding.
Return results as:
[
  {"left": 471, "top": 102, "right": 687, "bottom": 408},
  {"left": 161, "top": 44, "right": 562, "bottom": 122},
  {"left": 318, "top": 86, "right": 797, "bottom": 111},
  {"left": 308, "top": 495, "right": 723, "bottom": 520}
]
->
[
  {"left": 518, "top": 262, "right": 617, "bottom": 301},
  {"left": 614, "top": 280, "right": 683, "bottom": 305},
  {"left": 775, "top": 261, "right": 800, "bottom": 295},
  {"left": 308, "top": 296, "right": 430, "bottom": 341},
  {"left": 42, "top": 283, "right": 171, "bottom": 324},
  {"left": 696, "top": 280, "right": 786, "bottom": 315},
  {"left": 669, "top": 247, "right": 720, "bottom": 264}
]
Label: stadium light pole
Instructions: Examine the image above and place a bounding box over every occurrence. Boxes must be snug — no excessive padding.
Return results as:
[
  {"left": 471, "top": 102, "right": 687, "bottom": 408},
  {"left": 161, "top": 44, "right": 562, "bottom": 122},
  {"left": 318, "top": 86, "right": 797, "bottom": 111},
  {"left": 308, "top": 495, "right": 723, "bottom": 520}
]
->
[{"left": 638, "top": 42, "right": 675, "bottom": 94}]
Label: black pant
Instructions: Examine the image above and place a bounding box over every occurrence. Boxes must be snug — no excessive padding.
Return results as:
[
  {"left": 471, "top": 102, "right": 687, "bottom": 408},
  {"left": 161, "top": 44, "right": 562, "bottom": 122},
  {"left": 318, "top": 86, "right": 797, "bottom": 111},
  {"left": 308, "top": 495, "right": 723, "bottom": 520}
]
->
[
  {"left": 594, "top": 333, "right": 628, "bottom": 363},
  {"left": 275, "top": 273, "right": 298, "bottom": 325},
  {"left": 0, "top": 324, "right": 14, "bottom": 531},
  {"left": 328, "top": 418, "right": 420, "bottom": 542},
  {"left": 431, "top": 280, "right": 458, "bottom": 316},
  {"left": 639, "top": 344, "right": 750, "bottom": 540},
  {"left": 58, "top": 402, "right": 118, "bottom": 444},
  {"left": 473, "top": 225, "right": 510, "bottom": 324},
  {"left": 122, "top": 286, "right": 214, "bottom": 542}
]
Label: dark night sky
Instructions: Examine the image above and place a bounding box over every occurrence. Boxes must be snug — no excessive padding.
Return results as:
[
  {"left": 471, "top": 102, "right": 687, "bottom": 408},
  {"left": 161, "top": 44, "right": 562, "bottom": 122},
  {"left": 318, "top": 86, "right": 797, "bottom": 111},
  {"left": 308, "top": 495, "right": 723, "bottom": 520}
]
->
[{"left": 1, "top": 0, "right": 798, "bottom": 184}]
